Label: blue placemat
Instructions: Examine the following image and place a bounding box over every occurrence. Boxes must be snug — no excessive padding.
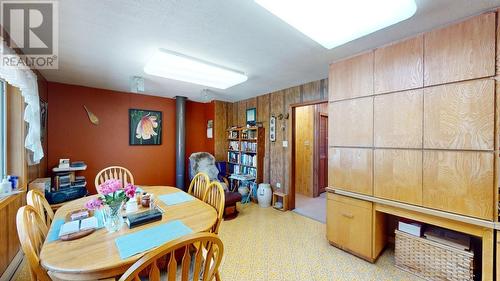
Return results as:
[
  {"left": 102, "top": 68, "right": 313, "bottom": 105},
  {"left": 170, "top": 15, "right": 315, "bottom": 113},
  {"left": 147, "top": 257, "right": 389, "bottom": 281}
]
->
[
  {"left": 158, "top": 192, "right": 195, "bottom": 206},
  {"left": 115, "top": 220, "right": 193, "bottom": 259},
  {"left": 46, "top": 218, "right": 65, "bottom": 242},
  {"left": 46, "top": 210, "right": 105, "bottom": 243}
]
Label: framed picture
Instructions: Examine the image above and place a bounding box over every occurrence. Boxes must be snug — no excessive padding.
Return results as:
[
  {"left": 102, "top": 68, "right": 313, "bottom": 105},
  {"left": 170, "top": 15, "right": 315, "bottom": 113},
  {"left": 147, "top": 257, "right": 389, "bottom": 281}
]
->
[
  {"left": 39, "top": 98, "right": 48, "bottom": 143},
  {"left": 129, "top": 109, "right": 162, "bottom": 145},
  {"left": 246, "top": 108, "right": 256, "bottom": 125}
]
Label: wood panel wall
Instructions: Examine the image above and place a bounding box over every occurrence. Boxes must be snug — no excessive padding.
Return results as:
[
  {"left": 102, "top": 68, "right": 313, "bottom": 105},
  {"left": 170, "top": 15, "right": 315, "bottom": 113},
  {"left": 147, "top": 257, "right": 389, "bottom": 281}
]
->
[
  {"left": 328, "top": 12, "right": 497, "bottom": 221},
  {"left": 226, "top": 79, "right": 328, "bottom": 193}
]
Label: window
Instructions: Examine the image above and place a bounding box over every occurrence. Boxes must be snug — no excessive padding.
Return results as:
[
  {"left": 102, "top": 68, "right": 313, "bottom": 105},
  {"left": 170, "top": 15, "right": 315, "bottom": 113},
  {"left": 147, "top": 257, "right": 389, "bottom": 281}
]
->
[{"left": 0, "top": 80, "right": 5, "bottom": 179}]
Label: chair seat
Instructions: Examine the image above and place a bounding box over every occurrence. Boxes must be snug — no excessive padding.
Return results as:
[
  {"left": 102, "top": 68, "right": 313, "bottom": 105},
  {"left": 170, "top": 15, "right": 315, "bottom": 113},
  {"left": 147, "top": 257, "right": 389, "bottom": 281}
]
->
[
  {"left": 224, "top": 191, "right": 242, "bottom": 205},
  {"left": 223, "top": 192, "right": 242, "bottom": 220}
]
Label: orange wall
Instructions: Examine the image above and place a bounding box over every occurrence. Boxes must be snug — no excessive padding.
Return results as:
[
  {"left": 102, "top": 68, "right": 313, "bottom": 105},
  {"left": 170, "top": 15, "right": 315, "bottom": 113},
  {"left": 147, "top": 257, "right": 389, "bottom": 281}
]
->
[{"left": 47, "top": 82, "right": 214, "bottom": 193}]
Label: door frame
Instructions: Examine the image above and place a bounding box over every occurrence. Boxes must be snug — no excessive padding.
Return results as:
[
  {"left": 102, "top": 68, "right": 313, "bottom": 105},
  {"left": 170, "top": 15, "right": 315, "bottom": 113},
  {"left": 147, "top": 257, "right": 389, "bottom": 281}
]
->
[{"left": 288, "top": 99, "right": 328, "bottom": 210}]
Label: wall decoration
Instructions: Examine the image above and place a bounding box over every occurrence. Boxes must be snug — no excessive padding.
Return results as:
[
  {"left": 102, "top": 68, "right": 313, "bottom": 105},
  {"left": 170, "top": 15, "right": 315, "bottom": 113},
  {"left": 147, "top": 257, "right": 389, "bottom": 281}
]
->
[
  {"left": 246, "top": 108, "right": 256, "bottom": 125},
  {"left": 270, "top": 115, "right": 276, "bottom": 142},
  {"left": 83, "top": 105, "right": 99, "bottom": 125},
  {"left": 39, "top": 98, "right": 48, "bottom": 142},
  {"left": 129, "top": 109, "right": 162, "bottom": 145}
]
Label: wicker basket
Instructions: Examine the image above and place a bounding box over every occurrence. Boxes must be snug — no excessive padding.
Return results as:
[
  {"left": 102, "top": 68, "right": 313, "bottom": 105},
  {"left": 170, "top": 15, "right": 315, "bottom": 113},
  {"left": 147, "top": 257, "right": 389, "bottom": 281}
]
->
[{"left": 394, "top": 230, "right": 474, "bottom": 281}]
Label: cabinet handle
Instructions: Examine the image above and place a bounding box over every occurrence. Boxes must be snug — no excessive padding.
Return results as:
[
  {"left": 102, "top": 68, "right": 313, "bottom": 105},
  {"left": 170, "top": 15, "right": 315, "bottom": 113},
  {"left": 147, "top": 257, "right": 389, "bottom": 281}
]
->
[{"left": 341, "top": 212, "right": 354, "bottom": 219}]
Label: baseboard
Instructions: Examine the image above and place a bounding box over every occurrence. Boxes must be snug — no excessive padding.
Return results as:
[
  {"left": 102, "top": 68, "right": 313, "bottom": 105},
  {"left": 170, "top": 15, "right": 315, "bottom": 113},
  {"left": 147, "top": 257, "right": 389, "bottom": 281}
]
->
[{"left": 0, "top": 250, "right": 23, "bottom": 281}]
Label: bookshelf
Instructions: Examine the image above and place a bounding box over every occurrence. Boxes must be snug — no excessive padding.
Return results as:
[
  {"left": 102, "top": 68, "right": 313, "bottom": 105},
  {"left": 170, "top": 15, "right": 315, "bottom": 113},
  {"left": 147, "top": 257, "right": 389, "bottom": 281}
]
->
[{"left": 226, "top": 127, "right": 265, "bottom": 187}]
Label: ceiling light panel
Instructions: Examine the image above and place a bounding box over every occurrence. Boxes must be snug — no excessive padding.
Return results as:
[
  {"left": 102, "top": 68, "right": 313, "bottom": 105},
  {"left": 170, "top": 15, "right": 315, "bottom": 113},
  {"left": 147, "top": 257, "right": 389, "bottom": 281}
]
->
[
  {"left": 255, "top": 0, "right": 417, "bottom": 49},
  {"left": 144, "top": 49, "right": 248, "bottom": 89}
]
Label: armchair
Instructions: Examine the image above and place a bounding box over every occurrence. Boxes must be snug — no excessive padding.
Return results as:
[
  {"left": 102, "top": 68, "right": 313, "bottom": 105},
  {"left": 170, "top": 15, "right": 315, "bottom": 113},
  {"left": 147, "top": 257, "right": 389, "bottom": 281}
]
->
[{"left": 188, "top": 152, "right": 242, "bottom": 219}]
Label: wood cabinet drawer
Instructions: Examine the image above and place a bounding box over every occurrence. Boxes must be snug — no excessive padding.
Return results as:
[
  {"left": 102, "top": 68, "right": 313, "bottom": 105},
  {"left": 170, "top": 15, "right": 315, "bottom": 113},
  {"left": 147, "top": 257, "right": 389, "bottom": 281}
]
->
[{"left": 327, "top": 194, "right": 373, "bottom": 260}]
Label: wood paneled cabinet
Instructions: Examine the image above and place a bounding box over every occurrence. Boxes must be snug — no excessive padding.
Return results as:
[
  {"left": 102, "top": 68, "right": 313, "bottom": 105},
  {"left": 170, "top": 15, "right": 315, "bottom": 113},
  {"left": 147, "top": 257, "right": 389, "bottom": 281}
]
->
[
  {"left": 374, "top": 89, "right": 423, "bottom": 148},
  {"left": 329, "top": 52, "right": 374, "bottom": 101},
  {"left": 423, "top": 150, "right": 494, "bottom": 220},
  {"left": 423, "top": 79, "right": 494, "bottom": 151},
  {"left": 329, "top": 147, "right": 373, "bottom": 195},
  {"left": 374, "top": 36, "right": 423, "bottom": 94},
  {"left": 374, "top": 149, "right": 422, "bottom": 205},
  {"left": 330, "top": 97, "right": 373, "bottom": 147},
  {"left": 327, "top": 193, "right": 373, "bottom": 261},
  {"left": 424, "top": 12, "right": 495, "bottom": 86}
]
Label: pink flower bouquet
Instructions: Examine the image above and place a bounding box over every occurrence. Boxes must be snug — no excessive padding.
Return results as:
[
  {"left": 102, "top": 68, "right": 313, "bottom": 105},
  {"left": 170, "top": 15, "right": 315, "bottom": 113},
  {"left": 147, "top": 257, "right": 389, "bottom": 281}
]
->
[{"left": 85, "top": 179, "right": 137, "bottom": 210}]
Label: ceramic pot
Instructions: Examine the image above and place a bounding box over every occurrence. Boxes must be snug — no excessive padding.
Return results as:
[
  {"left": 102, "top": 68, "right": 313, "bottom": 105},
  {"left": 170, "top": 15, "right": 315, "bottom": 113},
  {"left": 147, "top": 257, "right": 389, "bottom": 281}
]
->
[{"left": 257, "top": 183, "right": 272, "bottom": 208}]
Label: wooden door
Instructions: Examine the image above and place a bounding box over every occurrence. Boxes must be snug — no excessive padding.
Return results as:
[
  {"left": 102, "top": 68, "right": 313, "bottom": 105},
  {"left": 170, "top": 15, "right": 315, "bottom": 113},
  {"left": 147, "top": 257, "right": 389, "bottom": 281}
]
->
[{"left": 318, "top": 113, "right": 328, "bottom": 194}]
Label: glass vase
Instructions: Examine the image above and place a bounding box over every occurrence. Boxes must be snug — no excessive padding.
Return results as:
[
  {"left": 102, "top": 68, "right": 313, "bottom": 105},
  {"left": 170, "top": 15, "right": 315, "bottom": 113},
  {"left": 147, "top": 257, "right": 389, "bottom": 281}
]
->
[{"left": 103, "top": 202, "right": 124, "bottom": 233}]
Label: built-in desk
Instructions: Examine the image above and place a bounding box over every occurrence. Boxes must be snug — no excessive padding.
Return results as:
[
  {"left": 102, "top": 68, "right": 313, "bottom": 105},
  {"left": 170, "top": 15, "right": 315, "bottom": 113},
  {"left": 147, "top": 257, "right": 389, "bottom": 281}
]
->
[{"left": 327, "top": 188, "right": 495, "bottom": 281}]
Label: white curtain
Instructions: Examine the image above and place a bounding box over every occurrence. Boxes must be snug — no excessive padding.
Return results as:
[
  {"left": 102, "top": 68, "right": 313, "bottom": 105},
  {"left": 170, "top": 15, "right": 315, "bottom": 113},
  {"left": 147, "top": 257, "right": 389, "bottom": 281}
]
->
[{"left": 0, "top": 42, "right": 44, "bottom": 164}]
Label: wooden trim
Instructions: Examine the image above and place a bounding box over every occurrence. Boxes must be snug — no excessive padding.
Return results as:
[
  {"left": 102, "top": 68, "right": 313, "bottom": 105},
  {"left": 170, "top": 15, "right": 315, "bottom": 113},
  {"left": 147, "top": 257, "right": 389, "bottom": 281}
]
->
[
  {"left": 0, "top": 250, "right": 23, "bottom": 281},
  {"left": 313, "top": 105, "right": 320, "bottom": 197},
  {"left": 328, "top": 188, "right": 496, "bottom": 229},
  {"left": 289, "top": 100, "right": 328, "bottom": 209}
]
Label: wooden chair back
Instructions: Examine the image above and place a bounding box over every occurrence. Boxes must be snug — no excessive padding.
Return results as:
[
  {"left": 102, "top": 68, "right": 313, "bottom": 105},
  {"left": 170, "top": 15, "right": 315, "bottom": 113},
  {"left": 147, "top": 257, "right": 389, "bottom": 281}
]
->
[
  {"left": 118, "top": 233, "right": 224, "bottom": 281},
  {"left": 95, "top": 166, "right": 134, "bottom": 193},
  {"left": 203, "top": 181, "right": 225, "bottom": 234},
  {"left": 27, "top": 189, "right": 54, "bottom": 227},
  {"left": 187, "top": 173, "right": 210, "bottom": 200},
  {"left": 16, "top": 205, "right": 51, "bottom": 281}
]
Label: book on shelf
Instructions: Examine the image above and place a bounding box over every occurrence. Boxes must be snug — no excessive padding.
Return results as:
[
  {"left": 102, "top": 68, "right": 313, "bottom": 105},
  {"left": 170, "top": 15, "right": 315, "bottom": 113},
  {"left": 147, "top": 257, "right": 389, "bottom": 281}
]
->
[
  {"left": 241, "top": 141, "right": 257, "bottom": 152},
  {"left": 228, "top": 141, "right": 239, "bottom": 151},
  {"left": 227, "top": 151, "right": 239, "bottom": 163},
  {"left": 240, "top": 154, "right": 257, "bottom": 167}
]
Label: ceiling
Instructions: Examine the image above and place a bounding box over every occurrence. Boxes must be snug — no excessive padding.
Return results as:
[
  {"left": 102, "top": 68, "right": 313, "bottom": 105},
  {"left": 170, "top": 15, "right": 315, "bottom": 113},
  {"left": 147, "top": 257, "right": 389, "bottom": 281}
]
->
[{"left": 41, "top": 0, "right": 500, "bottom": 102}]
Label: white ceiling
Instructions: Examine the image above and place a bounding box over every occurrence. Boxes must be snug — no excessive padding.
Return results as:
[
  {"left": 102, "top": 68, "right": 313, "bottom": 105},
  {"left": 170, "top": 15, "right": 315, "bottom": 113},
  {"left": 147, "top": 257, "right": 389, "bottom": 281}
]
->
[{"left": 41, "top": 0, "right": 500, "bottom": 102}]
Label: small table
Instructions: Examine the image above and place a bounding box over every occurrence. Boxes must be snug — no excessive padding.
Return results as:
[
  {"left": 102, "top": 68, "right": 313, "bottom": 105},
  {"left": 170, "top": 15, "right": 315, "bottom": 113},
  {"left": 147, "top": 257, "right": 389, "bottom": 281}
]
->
[{"left": 40, "top": 186, "right": 217, "bottom": 280}]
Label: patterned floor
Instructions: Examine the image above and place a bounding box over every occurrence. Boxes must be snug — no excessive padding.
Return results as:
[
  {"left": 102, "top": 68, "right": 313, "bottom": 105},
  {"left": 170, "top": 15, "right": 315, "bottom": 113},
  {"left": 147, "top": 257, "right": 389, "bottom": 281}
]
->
[
  {"left": 218, "top": 203, "right": 422, "bottom": 281},
  {"left": 13, "top": 203, "right": 422, "bottom": 281}
]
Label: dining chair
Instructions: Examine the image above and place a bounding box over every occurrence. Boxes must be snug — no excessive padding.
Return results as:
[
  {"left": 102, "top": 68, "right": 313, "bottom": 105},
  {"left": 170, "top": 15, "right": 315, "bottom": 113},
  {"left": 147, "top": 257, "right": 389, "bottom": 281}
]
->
[
  {"left": 202, "top": 181, "right": 225, "bottom": 234},
  {"left": 187, "top": 172, "right": 210, "bottom": 200},
  {"left": 27, "top": 189, "right": 54, "bottom": 227},
  {"left": 16, "top": 205, "right": 51, "bottom": 281},
  {"left": 95, "top": 166, "right": 134, "bottom": 193},
  {"left": 118, "top": 232, "right": 224, "bottom": 281}
]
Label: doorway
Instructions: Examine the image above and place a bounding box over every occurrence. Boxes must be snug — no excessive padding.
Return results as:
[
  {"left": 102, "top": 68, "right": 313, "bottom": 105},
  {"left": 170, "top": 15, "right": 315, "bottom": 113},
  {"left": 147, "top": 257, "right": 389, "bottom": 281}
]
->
[{"left": 290, "top": 101, "right": 328, "bottom": 223}]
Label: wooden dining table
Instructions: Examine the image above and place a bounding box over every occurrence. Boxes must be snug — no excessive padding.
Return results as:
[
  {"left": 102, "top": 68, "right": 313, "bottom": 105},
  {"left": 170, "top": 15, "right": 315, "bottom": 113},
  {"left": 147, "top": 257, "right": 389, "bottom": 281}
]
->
[{"left": 40, "top": 186, "right": 217, "bottom": 280}]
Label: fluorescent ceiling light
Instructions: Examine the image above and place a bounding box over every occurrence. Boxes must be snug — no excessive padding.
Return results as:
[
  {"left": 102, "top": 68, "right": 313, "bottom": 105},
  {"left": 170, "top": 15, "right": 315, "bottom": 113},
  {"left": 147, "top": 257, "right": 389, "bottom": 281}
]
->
[
  {"left": 255, "top": 0, "right": 417, "bottom": 49},
  {"left": 144, "top": 49, "right": 248, "bottom": 89}
]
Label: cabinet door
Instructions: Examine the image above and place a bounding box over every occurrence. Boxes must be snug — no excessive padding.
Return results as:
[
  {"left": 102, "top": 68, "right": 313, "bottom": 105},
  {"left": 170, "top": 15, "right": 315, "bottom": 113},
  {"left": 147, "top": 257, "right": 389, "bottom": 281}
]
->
[
  {"left": 424, "top": 12, "right": 495, "bottom": 86},
  {"left": 329, "top": 52, "right": 374, "bottom": 101},
  {"left": 329, "top": 148, "right": 373, "bottom": 195},
  {"left": 374, "top": 35, "right": 423, "bottom": 94},
  {"left": 423, "top": 79, "right": 494, "bottom": 150},
  {"left": 331, "top": 97, "right": 373, "bottom": 147},
  {"left": 327, "top": 194, "right": 372, "bottom": 259},
  {"left": 374, "top": 89, "right": 423, "bottom": 148},
  {"left": 374, "top": 149, "right": 422, "bottom": 205},
  {"left": 423, "top": 150, "right": 494, "bottom": 220}
]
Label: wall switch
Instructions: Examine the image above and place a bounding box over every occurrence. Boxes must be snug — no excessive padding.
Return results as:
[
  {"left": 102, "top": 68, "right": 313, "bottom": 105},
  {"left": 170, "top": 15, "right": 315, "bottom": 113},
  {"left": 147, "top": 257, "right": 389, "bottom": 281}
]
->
[
  {"left": 276, "top": 183, "right": 281, "bottom": 188},
  {"left": 282, "top": 141, "right": 288, "bottom": 147}
]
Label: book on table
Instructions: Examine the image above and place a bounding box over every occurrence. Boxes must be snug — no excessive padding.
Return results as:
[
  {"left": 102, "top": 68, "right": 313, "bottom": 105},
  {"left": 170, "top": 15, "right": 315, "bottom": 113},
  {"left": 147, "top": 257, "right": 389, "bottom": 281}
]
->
[{"left": 59, "top": 217, "right": 98, "bottom": 237}]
